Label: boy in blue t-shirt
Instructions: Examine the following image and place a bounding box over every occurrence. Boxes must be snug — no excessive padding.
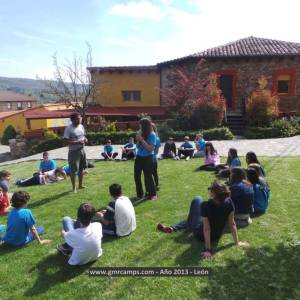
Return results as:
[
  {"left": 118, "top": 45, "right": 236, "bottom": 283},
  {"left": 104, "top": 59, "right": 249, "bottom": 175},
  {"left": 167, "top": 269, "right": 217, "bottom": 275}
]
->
[
  {"left": 121, "top": 137, "right": 136, "bottom": 160},
  {"left": 0, "top": 191, "right": 51, "bottom": 246},
  {"left": 177, "top": 136, "right": 195, "bottom": 160},
  {"left": 101, "top": 140, "right": 118, "bottom": 160},
  {"left": 194, "top": 134, "right": 206, "bottom": 157},
  {"left": 39, "top": 151, "right": 57, "bottom": 173}
]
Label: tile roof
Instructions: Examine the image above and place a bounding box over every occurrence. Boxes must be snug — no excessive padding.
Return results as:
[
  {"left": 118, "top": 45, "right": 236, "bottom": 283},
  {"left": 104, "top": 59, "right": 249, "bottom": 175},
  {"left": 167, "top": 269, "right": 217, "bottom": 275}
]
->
[
  {"left": 0, "top": 91, "right": 37, "bottom": 102},
  {"left": 86, "top": 106, "right": 165, "bottom": 116},
  {"left": 22, "top": 106, "right": 166, "bottom": 119},
  {"left": 158, "top": 36, "right": 300, "bottom": 66},
  {"left": 88, "top": 65, "right": 158, "bottom": 73},
  {"left": 0, "top": 110, "right": 26, "bottom": 120}
]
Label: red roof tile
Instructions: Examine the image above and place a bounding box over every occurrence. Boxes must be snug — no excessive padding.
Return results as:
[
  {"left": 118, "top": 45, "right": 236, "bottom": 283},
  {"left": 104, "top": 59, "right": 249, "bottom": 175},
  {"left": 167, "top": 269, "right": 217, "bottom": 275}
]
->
[{"left": 158, "top": 36, "right": 300, "bottom": 66}]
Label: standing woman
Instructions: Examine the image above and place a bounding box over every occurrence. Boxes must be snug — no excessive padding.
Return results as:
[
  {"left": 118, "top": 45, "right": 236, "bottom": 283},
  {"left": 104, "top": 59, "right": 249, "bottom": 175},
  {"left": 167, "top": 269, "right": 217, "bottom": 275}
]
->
[
  {"left": 152, "top": 123, "right": 161, "bottom": 191},
  {"left": 134, "top": 118, "right": 157, "bottom": 201}
]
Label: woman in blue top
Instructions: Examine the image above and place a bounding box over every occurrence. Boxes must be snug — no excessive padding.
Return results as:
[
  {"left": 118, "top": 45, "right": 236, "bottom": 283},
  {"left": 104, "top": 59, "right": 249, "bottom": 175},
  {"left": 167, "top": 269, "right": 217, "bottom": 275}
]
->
[
  {"left": 216, "top": 148, "right": 241, "bottom": 178},
  {"left": 152, "top": 124, "right": 161, "bottom": 190},
  {"left": 247, "top": 168, "right": 270, "bottom": 215},
  {"left": 134, "top": 118, "right": 157, "bottom": 200}
]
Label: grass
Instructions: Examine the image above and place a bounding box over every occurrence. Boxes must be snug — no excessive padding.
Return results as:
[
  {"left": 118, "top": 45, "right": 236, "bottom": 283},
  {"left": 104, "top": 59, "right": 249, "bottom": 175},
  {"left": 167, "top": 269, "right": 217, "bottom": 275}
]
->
[{"left": 0, "top": 157, "right": 300, "bottom": 300}]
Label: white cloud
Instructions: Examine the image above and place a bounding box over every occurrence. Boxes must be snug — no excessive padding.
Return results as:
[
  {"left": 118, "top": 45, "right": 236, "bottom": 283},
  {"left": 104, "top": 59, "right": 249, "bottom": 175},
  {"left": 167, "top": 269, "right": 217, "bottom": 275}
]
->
[
  {"left": 150, "top": 0, "right": 300, "bottom": 62},
  {"left": 110, "top": 0, "right": 163, "bottom": 21}
]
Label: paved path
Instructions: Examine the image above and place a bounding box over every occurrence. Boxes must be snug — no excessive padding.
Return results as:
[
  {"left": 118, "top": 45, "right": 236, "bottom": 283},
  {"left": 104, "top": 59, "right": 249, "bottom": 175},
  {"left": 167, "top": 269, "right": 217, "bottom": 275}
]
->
[{"left": 0, "top": 135, "right": 300, "bottom": 167}]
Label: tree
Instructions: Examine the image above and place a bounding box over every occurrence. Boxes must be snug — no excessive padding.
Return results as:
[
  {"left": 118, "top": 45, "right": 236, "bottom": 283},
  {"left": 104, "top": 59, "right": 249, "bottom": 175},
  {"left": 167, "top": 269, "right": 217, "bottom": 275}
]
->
[
  {"left": 47, "top": 44, "right": 96, "bottom": 124},
  {"left": 246, "top": 75, "right": 279, "bottom": 127},
  {"left": 161, "top": 60, "right": 225, "bottom": 130},
  {"left": 1, "top": 125, "right": 17, "bottom": 145}
]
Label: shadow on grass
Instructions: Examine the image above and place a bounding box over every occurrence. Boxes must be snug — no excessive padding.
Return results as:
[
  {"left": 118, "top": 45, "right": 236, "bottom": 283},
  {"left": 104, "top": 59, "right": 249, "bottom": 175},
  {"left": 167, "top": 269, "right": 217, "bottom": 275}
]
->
[
  {"left": 28, "top": 191, "right": 70, "bottom": 209},
  {"left": 173, "top": 231, "right": 235, "bottom": 266},
  {"left": 200, "top": 243, "right": 300, "bottom": 299},
  {"left": 0, "top": 243, "right": 23, "bottom": 257},
  {"left": 24, "top": 253, "right": 93, "bottom": 297}
]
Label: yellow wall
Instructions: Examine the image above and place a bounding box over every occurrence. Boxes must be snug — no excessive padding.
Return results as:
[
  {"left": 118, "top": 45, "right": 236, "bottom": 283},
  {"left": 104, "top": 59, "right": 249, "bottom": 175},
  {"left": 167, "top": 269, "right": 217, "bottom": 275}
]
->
[
  {"left": 0, "top": 113, "right": 28, "bottom": 136},
  {"left": 30, "top": 119, "right": 47, "bottom": 130},
  {"left": 93, "top": 71, "right": 160, "bottom": 106}
]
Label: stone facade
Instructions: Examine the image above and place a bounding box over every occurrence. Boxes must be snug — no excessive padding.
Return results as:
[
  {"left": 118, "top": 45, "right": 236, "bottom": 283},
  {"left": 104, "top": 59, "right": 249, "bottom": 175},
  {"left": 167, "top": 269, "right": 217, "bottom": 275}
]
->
[{"left": 160, "top": 56, "right": 300, "bottom": 114}]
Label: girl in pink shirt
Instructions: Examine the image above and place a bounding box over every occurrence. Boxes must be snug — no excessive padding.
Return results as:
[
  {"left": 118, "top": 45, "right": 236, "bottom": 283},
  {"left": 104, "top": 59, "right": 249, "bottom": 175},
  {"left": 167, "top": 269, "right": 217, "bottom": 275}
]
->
[{"left": 199, "top": 142, "right": 220, "bottom": 171}]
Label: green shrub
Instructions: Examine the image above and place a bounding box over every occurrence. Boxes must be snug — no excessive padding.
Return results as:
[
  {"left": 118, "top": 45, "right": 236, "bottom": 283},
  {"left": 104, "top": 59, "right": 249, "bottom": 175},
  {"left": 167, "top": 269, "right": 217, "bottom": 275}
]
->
[
  {"left": 159, "top": 127, "right": 233, "bottom": 142},
  {"left": 271, "top": 119, "right": 297, "bottom": 137},
  {"left": 30, "top": 137, "right": 64, "bottom": 154},
  {"left": 86, "top": 131, "right": 137, "bottom": 145},
  {"left": 244, "top": 127, "right": 279, "bottom": 139},
  {"left": 1, "top": 125, "right": 17, "bottom": 145},
  {"left": 44, "top": 130, "right": 59, "bottom": 139},
  {"left": 156, "top": 122, "right": 175, "bottom": 141}
]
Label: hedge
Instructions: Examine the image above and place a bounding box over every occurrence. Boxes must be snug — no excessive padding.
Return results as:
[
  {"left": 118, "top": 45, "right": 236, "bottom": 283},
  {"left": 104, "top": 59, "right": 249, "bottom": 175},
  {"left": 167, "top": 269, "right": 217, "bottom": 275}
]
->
[
  {"left": 167, "top": 127, "right": 233, "bottom": 141},
  {"left": 29, "top": 127, "right": 234, "bottom": 154},
  {"left": 30, "top": 137, "right": 64, "bottom": 155}
]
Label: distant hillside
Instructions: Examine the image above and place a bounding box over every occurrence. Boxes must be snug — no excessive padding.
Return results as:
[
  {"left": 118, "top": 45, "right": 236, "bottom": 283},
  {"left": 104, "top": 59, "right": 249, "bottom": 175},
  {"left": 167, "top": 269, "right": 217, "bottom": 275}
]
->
[{"left": 0, "top": 76, "right": 83, "bottom": 103}]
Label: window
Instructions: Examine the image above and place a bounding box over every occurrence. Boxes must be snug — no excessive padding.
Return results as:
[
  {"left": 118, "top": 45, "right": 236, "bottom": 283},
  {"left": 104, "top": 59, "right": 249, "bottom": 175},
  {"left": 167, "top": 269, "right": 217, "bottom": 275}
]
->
[
  {"left": 7, "top": 103, "right": 11, "bottom": 109},
  {"left": 27, "top": 102, "right": 32, "bottom": 108},
  {"left": 122, "top": 91, "right": 141, "bottom": 102},
  {"left": 17, "top": 102, "right": 22, "bottom": 110},
  {"left": 273, "top": 69, "right": 296, "bottom": 96}
]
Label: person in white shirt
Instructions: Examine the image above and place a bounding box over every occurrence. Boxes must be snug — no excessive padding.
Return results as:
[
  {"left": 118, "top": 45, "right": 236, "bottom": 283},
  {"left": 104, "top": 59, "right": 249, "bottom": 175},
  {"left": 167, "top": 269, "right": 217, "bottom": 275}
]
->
[
  {"left": 96, "top": 184, "right": 136, "bottom": 237},
  {"left": 57, "top": 203, "right": 103, "bottom": 266},
  {"left": 64, "top": 113, "right": 88, "bottom": 193}
]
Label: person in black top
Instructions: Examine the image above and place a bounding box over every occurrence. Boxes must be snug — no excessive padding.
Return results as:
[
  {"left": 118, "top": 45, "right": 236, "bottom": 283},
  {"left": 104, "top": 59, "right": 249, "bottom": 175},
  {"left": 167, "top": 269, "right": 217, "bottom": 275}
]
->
[
  {"left": 157, "top": 180, "right": 249, "bottom": 258},
  {"left": 161, "top": 137, "right": 177, "bottom": 159}
]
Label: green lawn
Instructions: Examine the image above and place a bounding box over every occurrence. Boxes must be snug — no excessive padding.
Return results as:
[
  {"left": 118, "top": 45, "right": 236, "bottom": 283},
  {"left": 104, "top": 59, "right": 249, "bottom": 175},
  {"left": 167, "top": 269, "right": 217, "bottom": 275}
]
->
[{"left": 0, "top": 157, "right": 300, "bottom": 300}]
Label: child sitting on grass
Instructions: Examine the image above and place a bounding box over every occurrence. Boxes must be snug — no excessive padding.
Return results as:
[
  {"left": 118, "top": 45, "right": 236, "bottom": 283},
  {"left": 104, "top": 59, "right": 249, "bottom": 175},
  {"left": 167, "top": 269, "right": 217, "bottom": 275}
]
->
[
  {"left": 216, "top": 148, "right": 241, "bottom": 178},
  {"left": 0, "top": 170, "right": 11, "bottom": 194},
  {"left": 101, "top": 139, "right": 118, "bottom": 160},
  {"left": 247, "top": 168, "right": 270, "bottom": 215},
  {"left": 246, "top": 151, "right": 266, "bottom": 177},
  {"left": 95, "top": 184, "right": 136, "bottom": 237},
  {"left": 199, "top": 142, "right": 220, "bottom": 171},
  {"left": 121, "top": 137, "right": 136, "bottom": 160},
  {"left": 58, "top": 203, "right": 103, "bottom": 266},
  {"left": 0, "top": 187, "right": 11, "bottom": 216},
  {"left": 161, "top": 137, "right": 176, "bottom": 159},
  {"left": 177, "top": 136, "right": 195, "bottom": 161},
  {"left": 0, "top": 191, "right": 50, "bottom": 246}
]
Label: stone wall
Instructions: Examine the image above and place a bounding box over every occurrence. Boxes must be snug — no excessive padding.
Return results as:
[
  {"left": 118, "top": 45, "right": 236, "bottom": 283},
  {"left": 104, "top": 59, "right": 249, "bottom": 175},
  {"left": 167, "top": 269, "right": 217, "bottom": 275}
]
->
[
  {"left": 9, "top": 136, "right": 29, "bottom": 159},
  {"left": 160, "top": 56, "right": 300, "bottom": 113}
]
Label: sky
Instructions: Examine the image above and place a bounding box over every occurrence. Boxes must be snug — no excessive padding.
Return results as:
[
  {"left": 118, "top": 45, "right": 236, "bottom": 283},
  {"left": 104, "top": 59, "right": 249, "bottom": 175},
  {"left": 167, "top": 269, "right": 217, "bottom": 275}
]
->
[{"left": 1, "top": 0, "right": 300, "bottom": 79}]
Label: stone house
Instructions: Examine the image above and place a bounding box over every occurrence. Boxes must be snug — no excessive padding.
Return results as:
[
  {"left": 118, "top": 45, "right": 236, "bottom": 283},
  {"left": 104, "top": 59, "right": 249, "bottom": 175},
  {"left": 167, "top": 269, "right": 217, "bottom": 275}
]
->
[{"left": 158, "top": 36, "right": 300, "bottom": 116}]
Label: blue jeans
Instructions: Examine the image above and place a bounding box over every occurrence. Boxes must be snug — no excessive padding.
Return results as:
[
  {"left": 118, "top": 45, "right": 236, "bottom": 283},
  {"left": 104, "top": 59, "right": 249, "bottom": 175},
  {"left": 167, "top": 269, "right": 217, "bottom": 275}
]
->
[
  {"left": 0, "top": 225, "right": 44, "bottom": 245},
  {"left": 63, "top": 216, "right": 81, "bottom": 232},
  {"left": 171, "top": 197, "right": 204, "bottom": 239}
]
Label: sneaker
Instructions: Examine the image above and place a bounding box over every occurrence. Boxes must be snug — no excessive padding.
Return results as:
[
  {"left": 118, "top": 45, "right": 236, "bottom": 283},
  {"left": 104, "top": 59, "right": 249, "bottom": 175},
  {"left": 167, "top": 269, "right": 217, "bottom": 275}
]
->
[
  {"left": 15, "top": 180, "right": 21, "bottom": 186},
  {"left": 157, "top": 223, "right": 173, "bottom": 233},
  {"left": 122, "top": 157, "right": 127, "bottom": 161},
  {"left": 150, "top": 195, "right": 158, "bottom": 201},
  {"left": 57, "top": 243, "right": 72, "bottom": 256},
  {"left": 186, "top": 156, "right": 190, "bottom": 161}
]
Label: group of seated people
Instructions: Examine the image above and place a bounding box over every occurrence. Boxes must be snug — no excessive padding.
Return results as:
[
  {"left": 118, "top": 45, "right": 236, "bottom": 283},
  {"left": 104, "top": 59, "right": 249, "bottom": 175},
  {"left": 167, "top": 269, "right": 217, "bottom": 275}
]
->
[
  {"left": 0, "top": 136, "right": 270, "bottom": 264},
  {"left": 0, "top": 182, "right": 136, "bottom": 266},
  {"left": 157, "top": 150, "right": 270, "bottom": 258}
]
